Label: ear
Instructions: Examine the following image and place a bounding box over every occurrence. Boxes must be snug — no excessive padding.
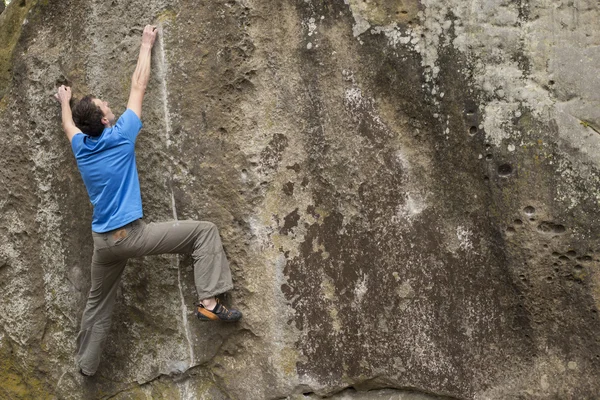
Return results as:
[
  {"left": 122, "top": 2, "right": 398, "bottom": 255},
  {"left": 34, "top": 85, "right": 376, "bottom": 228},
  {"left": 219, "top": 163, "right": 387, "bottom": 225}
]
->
[{"left": 101, "top": 117, "right": 110, "bottom": 126}]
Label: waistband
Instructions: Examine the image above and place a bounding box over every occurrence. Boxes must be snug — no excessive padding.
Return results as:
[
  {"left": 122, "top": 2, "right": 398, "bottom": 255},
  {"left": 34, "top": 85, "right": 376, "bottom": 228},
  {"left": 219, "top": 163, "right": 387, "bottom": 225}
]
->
[{"left": 92, "top": 219, "right": 142, "bottom": 237}]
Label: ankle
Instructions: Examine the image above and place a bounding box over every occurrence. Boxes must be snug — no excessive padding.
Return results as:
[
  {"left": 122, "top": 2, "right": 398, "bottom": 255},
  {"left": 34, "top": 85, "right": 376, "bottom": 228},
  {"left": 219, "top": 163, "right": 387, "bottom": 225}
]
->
[{"left": 200, "top": 297, "right": 217, "bottom": 310}]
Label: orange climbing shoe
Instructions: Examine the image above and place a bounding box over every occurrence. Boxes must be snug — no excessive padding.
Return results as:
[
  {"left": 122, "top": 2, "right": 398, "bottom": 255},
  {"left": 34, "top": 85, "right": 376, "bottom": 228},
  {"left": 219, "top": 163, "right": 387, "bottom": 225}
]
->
[{"left": 195, "top": 299, "right": 242, "bottom": 322}]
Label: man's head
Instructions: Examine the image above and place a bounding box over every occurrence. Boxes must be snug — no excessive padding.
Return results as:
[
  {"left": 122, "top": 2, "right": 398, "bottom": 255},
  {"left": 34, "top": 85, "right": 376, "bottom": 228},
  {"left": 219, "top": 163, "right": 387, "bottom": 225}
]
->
[{"left": 72, "top": 96, "right": 116, "bottom": 137}]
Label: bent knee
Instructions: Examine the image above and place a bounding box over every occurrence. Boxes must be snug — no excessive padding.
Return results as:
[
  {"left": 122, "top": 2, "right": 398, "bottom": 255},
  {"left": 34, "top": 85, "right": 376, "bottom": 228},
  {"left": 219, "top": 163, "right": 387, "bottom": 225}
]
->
[{"left": 204, "top": 221, "right": 218, "bottom": 233}]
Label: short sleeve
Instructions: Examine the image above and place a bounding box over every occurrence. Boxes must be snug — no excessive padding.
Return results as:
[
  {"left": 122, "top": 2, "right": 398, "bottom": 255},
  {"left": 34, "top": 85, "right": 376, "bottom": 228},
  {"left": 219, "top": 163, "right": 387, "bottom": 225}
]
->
[
  {"left": 114, "top": 109, "right": 143, "bottom": 143},
  {"left": 71, "top": 133, "right": 84, "bottom": 154}
]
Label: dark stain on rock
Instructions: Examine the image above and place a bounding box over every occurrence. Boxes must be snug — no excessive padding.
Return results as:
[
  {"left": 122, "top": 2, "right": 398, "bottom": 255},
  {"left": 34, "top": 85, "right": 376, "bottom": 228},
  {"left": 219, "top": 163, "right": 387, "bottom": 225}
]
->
[
  {"left": 282, "top": 181, "right": 294, "bottom": 196},
  {"left": 280, "top": 208, "right": 300, "bottom": 235}
]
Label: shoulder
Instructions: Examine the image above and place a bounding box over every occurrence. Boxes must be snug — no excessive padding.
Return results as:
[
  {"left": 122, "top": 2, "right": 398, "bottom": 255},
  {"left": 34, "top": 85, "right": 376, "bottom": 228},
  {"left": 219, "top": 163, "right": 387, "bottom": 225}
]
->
[
  {"left": 70, "top": 132, "right": 84, "bottom": 150},
  {"left": 113, "top": 109, "right": 143, "bottom": 142},
  {"left": 118, "top": 109, "right": 142, "bottom": 125}
]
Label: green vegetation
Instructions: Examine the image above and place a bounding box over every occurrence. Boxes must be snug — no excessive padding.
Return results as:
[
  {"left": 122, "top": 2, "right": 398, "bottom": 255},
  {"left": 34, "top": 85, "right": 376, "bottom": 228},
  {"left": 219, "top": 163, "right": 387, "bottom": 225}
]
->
[{"left": 0, "top": 0, "right": 36, "bottom": 102}]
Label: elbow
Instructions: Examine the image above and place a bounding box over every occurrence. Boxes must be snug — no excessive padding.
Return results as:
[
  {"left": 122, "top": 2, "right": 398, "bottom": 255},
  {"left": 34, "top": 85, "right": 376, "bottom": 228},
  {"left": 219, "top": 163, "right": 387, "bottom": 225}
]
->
[{"left": 62, "top": 121, "right": 75, "bottom": 131}]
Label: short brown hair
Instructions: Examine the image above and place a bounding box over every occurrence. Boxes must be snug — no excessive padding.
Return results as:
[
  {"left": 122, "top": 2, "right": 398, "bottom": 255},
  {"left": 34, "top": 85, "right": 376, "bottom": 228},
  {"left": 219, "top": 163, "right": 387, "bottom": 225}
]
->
[{"left": 72, "top": 96, "right": 105, "bottom": 137}]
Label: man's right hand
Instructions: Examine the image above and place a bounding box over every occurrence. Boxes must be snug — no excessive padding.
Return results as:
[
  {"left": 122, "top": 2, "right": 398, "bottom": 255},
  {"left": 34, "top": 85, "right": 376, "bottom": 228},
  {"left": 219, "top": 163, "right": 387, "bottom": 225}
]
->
[
  {"left": 55, "top": 85, "right": 72, "bottom": 105},
  {"left": 141, "top": 25, "right": 157, "bottom": 48}
]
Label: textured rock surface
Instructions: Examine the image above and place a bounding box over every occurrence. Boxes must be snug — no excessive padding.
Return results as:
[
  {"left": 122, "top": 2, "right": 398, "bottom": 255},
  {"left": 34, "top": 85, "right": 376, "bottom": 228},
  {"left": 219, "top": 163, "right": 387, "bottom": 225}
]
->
[{"left": 1, "top": 0, "right": 600, "bottom": 398}]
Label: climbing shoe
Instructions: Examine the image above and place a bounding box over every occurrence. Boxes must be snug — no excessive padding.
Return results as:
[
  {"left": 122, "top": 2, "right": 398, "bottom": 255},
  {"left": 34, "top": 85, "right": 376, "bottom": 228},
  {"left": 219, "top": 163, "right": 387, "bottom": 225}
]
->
[{"left": 195, "top": 299, "right": 242, "bottom": 322}]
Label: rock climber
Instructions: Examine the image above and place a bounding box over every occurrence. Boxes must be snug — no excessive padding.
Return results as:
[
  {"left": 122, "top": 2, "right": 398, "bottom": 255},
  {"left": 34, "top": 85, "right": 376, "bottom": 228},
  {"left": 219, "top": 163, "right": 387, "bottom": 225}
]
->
[{"left": 55, "top": 25, "right": 242, "bottom": 377}]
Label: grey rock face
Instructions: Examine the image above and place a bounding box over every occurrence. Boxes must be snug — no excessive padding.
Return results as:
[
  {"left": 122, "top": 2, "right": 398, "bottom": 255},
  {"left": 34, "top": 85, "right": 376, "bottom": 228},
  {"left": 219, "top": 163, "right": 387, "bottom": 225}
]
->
[{"left": 0, "top": 0, "right": 599, "bottom": 399}]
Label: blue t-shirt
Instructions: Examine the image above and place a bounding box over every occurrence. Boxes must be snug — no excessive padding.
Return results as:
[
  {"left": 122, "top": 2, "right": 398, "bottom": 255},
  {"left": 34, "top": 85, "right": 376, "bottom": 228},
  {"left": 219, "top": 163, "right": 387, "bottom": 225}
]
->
[{"left": 71, "top": 109, "right": 143, "bottom": 233}]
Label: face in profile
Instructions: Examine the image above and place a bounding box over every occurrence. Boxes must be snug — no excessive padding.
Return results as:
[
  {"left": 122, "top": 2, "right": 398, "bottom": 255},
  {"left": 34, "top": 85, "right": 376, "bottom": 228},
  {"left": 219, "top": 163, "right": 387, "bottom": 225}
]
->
[{"left": 93, "top": 98, "right": 116, "bottom": 126}]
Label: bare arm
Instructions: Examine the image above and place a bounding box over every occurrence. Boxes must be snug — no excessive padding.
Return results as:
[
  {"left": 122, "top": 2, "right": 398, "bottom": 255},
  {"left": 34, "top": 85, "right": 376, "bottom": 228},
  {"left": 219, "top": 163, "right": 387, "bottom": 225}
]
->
[
  {"left": 55, "top": 85, "right": 80, "bottom": 142},
  {"left": 127, "top": 25, "right": 158, "bottom": 118}
]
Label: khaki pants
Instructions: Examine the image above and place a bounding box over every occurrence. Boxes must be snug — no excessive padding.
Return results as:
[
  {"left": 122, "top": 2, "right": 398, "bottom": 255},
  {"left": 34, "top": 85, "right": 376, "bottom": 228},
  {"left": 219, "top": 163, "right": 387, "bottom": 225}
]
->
[{"left": 75, "top": 219, "right": 233, "bottom": 375}]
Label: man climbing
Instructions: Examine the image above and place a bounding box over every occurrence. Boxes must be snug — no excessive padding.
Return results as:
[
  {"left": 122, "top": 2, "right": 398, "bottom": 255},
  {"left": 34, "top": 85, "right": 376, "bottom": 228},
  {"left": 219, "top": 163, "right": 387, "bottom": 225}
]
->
[{"left": 55, "top": 25, "right": 241, "bottom": 377}]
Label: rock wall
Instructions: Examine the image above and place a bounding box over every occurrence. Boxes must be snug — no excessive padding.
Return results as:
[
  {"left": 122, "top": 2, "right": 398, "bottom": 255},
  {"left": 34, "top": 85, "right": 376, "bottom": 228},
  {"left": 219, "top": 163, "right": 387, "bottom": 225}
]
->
[{"left": 1, "top": 0, "right": 600, "bottom": 399}]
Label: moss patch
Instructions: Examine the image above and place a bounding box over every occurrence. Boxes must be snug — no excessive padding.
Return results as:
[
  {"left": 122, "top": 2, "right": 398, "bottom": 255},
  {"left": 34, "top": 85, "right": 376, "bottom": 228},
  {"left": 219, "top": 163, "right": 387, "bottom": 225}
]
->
[
  {"left": 0, "top": 0, "right": 37, "bottom": 101},
  {"left": 0, "top": 340, "right": 51, "bottom": 399}
]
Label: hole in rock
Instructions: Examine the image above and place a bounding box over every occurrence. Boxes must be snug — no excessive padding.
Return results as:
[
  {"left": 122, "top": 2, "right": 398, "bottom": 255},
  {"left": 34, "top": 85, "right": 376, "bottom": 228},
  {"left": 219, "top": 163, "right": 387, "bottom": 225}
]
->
[
  {"left": 559, "top": 256, "right": 570, "bottom": 262},
  {"left": 469, "top": 126, "right": 478, "bottom": 135},
  {"left": 552, "top": 252, "right": 561, "bottom": 257},
  {"left": 523, "top": 206, "right": 536, "bottom": 215},
  {"left": 546, "top": 276, "right": 553, "bottom": 282},
  {"left": 483, "top": 176, "right": 489, "bottom": 182},
  {"left": 574, "top": 265, "right": 584, "bottom": 272},
  {"left": 506, "top": 226, "right": 516, "bottom": 234},
  {"left": 537, "top": 221, "right": 566, "bottom": 234},
  {"left": 485, "top": 154, "right": 493, "bottom": 160},
  {"left": 514, "top": 219, "right": 523, "bottom": 225},
  {"left": 577, "top": 255, "right": 593, "bottom": 262},
  {"left": 549, "top": 80, "right": 555, "bottom": 85},
  {"left": 498, "top": 163, "right": 513, "bottom": 176},
  {"left": 553, "top": 224, "right": 566, "bottom": 233},
  {"left": 543, "top": 244, "right": 549, "bottom": 248},
  {"left": 566, "top": 250, "right": 577, "bottom": 257}
]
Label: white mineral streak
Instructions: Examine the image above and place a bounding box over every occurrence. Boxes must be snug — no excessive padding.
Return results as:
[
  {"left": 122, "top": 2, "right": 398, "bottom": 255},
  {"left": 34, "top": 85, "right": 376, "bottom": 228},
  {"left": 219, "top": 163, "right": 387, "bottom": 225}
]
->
[
  {"left": 347, "top": 86, "right": 430, "bottom": 225},
  {"left": 157, "top": 23, "right": 194, "bottom": 368},
  {"left": 158, "top": 27, "right": 173, "bottom": 151}
]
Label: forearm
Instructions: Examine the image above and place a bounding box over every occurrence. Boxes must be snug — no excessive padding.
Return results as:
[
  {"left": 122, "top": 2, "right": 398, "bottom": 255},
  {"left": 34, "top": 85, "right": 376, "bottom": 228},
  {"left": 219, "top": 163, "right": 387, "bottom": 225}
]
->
[
  {"left": 61, "top": 102, "right": 76, "bottom": 131},
  {"left": 127, "top": 25, "right": 156, "bottom": 117},
  {"left": 131, "top": 43, "right": 153, "bottom": 91}
]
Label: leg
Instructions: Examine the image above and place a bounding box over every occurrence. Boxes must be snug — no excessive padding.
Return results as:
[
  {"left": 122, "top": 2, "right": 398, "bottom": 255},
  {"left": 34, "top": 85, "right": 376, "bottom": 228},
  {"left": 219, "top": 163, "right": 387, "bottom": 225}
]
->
[
  {"left": 115, "top": 220, "right": 234, "bottom": 300},
  {"left": 130, "top": 220, "right": 240, "bottom": 321},
  {"left": 75, "top": 245, "right": 127, "bottom": 376}
]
